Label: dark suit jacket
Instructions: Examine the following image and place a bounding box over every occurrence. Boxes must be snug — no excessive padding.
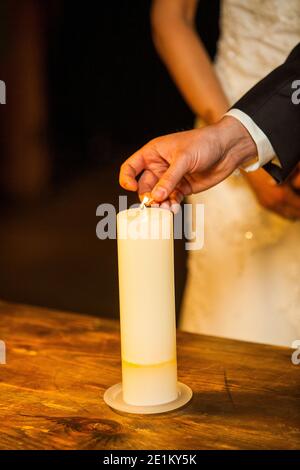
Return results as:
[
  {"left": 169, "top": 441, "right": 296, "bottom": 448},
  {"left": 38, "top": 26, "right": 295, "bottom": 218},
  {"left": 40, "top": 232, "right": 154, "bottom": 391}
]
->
[{"left": 233, "top": 43, "right": 300, "bottom": 182}]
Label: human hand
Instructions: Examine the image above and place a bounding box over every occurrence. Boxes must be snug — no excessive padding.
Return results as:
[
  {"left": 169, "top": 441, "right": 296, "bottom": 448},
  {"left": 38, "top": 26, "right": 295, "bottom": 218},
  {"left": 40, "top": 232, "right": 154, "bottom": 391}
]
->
[
  {"left": 244, "top": 168, "right": 300, "bottom": 220},
  {"left": 119, "top": 116, "right": 257, "bottom": 208}
]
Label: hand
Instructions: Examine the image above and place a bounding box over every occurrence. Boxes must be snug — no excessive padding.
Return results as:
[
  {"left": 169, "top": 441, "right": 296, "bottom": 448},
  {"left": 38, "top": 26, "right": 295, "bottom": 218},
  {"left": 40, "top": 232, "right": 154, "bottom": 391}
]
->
[
  {"left": 244, "top": 168, "right": 300, "bottom": 220},
  {"left": 119, "top": 116, "right": 257, "bottom": 208}
]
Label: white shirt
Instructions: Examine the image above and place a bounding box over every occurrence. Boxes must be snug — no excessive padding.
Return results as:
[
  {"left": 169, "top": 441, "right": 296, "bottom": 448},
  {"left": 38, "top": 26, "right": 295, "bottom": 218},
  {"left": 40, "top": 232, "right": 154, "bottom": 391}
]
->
[{"left": 225, "top": 109, "right": 281, "bottom": 171}]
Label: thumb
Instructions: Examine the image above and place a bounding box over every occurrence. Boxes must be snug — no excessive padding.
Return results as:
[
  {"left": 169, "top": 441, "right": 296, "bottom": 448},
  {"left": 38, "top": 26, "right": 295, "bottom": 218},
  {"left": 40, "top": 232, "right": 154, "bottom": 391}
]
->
[{"left": 151, "top": 155, "right": 189, "bottom": 202}]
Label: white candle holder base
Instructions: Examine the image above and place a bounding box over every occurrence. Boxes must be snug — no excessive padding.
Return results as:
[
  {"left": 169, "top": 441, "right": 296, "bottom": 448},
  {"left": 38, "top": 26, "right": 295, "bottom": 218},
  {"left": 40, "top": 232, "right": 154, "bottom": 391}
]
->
[{"left": 104, "top": 382, "right": 192, "bottom": 415}]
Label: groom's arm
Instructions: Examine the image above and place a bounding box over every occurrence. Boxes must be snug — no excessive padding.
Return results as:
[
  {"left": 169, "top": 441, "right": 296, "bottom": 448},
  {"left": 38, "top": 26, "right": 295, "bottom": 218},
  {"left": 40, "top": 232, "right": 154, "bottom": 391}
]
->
[{"left": 227, "top": 43, "right": 300, "bottom": 182}]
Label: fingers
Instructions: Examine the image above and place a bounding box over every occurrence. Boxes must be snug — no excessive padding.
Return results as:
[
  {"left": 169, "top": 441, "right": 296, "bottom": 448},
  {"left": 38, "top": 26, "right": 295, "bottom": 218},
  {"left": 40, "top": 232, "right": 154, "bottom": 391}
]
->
[
  {"left": 160, "top": 201, "right": 181, "bottom": 214},
  {"left": 119, "top": 151, "right": 145, "bottom": 191},
  {"left": 159, "top": 188, "right": 184, "bottom": 212},
  {"left": 151, "top": 155, "right": 189, "bottom": 202},
  {"left": 139, "top": 186, "right": 184, "bottom": 213},
  {"left": 176, "top": 177, "right": 193, "bottom": 197},
  {"left": 138, "top": 167, "right": 190, "bottom": 208},
  {"left": 169, "top": 188, "right": 185, "bottom": 205},
  {"left": 139, "top": 185, "right": 184, "bottom": 214},
  {"left": 137, "top": 170, "right": 158, "bottom": 198},
  {"left": 169, "top": 189, "right": 184, "bottom": 214}
]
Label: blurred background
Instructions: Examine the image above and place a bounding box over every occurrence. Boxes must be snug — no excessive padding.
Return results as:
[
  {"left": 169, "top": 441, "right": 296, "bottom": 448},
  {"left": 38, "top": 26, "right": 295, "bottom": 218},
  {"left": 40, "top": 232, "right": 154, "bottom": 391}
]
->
[{"left": 0, "top": 0, "right": 219, "bottom": 319}]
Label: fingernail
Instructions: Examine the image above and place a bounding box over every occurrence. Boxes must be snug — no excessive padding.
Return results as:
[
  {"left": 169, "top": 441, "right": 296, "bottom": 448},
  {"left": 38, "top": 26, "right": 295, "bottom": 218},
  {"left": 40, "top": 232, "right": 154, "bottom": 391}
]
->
[{"left": 152, "top": 186, "right": 167, "bottom": 201}]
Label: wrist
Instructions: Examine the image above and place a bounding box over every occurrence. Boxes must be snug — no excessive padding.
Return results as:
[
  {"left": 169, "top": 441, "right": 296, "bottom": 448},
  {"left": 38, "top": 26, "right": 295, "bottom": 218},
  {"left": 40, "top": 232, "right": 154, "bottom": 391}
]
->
[{"left": 217, "top": 115, "right": 258, "bottom": 168}]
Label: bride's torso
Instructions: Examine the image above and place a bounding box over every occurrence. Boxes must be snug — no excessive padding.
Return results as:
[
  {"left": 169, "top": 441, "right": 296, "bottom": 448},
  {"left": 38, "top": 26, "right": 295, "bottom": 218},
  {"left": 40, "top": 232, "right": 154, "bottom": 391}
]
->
[
  {"left": 215, "top": 0, "right": 300, "bottom": 104},
  {"left": 184, "top": 0, "right": 300, "bottom": 345},
  {"left": 210, "top": 0, "right": 300, "bottom": 246}
]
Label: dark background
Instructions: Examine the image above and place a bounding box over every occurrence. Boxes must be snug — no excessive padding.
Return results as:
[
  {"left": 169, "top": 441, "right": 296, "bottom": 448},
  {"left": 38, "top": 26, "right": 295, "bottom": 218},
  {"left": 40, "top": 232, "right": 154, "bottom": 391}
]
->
[{"left": 0, "top": 0, "right": 219, "bottom": 320}]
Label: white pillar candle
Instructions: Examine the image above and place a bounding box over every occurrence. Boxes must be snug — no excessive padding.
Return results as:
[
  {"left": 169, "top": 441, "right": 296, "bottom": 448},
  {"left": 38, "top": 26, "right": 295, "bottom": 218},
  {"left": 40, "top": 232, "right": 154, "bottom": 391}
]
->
[{"left": 117, "top": 207, "right": 178, "bottom": 406}]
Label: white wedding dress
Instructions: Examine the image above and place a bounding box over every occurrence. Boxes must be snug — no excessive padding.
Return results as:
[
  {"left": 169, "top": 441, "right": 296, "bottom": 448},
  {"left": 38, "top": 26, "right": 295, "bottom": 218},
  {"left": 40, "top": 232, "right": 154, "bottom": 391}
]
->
[{"left": 180, "top": 0, "right": 300, "bottom": 346}]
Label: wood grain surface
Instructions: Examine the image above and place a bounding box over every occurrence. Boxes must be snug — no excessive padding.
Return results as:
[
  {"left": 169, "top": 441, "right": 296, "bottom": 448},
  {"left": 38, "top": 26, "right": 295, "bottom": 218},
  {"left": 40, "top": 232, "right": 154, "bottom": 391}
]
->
[{"left": 0, "top": 301, "right": 299, "bottom": 450}]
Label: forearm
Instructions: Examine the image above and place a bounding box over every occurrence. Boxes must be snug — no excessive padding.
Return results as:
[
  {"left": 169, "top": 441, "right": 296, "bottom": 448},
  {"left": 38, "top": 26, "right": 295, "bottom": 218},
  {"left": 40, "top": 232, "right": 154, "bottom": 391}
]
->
[{"left": 151, "top": 3, "right": 229, "bottom": 123}]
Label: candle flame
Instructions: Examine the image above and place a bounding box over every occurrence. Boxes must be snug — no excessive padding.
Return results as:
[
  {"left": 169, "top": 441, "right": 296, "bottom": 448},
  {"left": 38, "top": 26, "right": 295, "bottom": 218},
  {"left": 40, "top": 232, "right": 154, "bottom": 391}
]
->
[{"left": 140, "top": 196, "right": 154, "bottom": 210}]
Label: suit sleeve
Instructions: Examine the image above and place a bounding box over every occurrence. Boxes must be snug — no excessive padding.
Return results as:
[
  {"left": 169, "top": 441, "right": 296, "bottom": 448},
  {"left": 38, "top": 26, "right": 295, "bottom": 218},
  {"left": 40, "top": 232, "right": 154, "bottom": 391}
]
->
[{"left": 232, "top": 43, "right": 300, "bottom": 182}]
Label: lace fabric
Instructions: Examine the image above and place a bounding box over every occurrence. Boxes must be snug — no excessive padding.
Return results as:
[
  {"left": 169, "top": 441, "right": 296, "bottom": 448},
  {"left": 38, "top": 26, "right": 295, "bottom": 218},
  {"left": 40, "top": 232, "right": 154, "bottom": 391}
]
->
[{"left": 181, "top": 0, "right": 300, "bottom": 346}]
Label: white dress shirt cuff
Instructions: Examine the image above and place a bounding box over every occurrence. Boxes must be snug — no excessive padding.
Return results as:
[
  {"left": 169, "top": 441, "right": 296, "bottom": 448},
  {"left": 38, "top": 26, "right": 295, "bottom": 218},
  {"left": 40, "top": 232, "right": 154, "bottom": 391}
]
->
[{"left": 225, "top": 108, "right": 278, "bottom": 172}]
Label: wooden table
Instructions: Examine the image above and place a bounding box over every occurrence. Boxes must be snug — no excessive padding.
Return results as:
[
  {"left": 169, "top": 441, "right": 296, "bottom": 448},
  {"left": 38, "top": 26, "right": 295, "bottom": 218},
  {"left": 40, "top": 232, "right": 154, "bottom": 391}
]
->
[{"left": 0, "top": 301, "right": 299, "bottom": 450}]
